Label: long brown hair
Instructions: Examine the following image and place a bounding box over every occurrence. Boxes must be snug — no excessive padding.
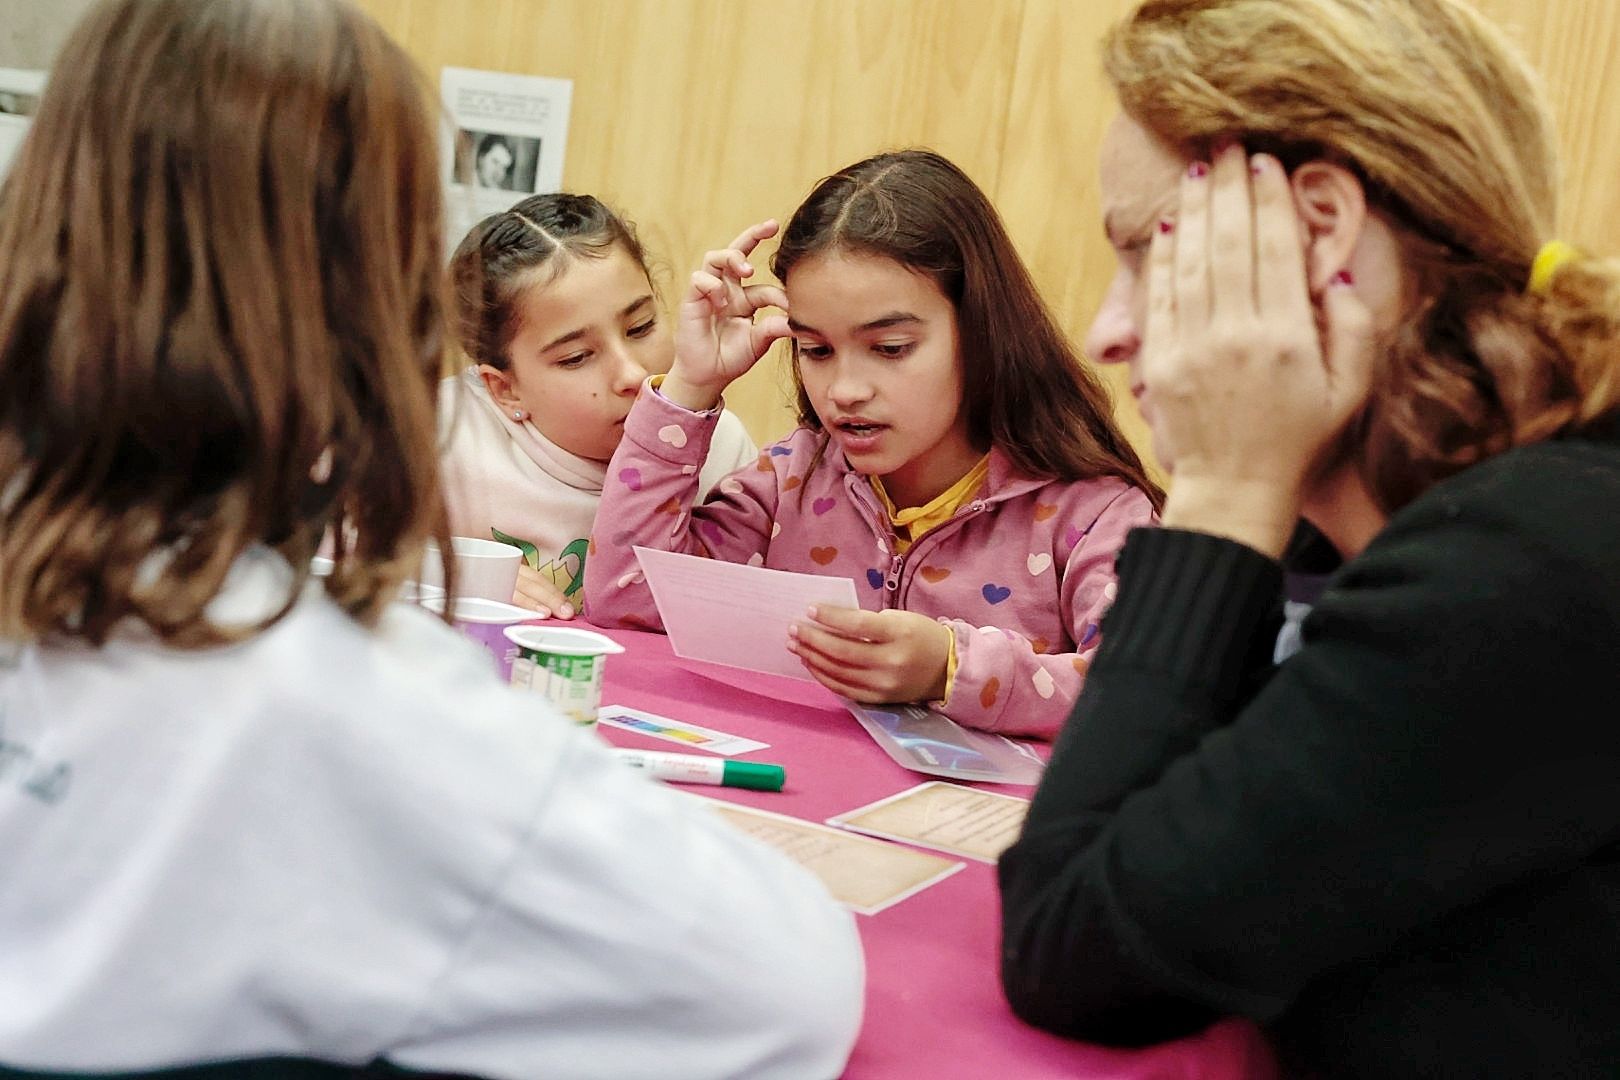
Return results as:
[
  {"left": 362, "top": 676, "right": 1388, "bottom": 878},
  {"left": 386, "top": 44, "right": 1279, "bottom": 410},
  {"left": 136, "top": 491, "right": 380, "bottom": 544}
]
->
[
  {"left": 450, "top": 193, "right": 653, "bottom": 371},
  {"left": 1107, "top": 0, "right": 1620, "bottom": 512},
  {"left": 771, "top": 150, "right": 1164, "bottom": 509},
  {"left": 0, "top": 0, "right": 450, "bottom": 647}
]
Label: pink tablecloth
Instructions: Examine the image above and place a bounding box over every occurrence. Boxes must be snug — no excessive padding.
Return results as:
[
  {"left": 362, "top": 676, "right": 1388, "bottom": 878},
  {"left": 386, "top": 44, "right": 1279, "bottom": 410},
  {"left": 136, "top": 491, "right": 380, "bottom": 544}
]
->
[{"left": 588, "top": 625, "right": 1275, "bottom": 1080}]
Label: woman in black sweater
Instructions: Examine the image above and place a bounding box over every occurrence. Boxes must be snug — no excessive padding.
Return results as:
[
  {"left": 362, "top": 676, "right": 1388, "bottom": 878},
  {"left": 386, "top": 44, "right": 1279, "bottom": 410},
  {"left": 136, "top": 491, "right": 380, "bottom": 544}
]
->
[{"left": 998, "top": 1, "right": 1620, "bottom": 1076}]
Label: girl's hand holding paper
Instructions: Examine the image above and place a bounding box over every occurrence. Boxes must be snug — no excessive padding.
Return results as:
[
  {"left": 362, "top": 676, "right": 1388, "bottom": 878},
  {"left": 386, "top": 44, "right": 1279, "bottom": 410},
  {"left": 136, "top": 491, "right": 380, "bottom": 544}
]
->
[{"left": 788, "top": 605, "right": 953, "bottom": 704}]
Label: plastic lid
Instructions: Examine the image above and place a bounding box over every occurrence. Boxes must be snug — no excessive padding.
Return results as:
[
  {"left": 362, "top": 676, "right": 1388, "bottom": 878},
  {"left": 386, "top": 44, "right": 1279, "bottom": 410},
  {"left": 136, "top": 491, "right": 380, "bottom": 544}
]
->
[
  {"left": 504, "top": 625, "right": 626, "bottom": 656},
  {"left": 721, "top": 760, "right": 786, "bottom": 792}
]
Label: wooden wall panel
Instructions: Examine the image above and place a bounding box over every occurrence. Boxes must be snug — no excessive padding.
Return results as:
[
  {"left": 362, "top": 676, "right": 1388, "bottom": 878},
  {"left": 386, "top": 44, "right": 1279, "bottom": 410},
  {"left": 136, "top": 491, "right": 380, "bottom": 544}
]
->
[
  {"left": 1472, "top": 0, "right": 1620, "bottom": 251},
  {"left": 995, "top": 0, "right": 1154, "bottom": 477},
  {"left": 355, "top": 0, "right": 1032, "bottom": 445},
  {"left": 354, "top": 0, "right": 1620, "bottom": 464}
]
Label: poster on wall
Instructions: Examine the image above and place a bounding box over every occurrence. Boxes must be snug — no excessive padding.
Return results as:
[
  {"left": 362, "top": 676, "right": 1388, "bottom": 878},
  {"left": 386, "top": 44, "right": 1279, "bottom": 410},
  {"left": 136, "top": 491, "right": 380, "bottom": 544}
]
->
[
  {"left": 440, "top": 65, "right": 573, "bottom": 245},
  {"left": 0, "top": 69, "right": 47, "bottom": 180}
]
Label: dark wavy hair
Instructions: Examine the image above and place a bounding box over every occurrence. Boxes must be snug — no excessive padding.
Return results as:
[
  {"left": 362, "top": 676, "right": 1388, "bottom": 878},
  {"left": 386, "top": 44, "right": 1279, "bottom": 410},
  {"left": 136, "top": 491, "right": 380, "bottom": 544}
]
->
[
  {"left": 771, "top": 150, "right": 1163, "bottom": 508},
  {"left": 0, "top": 0, "right": 451, "bottom": 646}
]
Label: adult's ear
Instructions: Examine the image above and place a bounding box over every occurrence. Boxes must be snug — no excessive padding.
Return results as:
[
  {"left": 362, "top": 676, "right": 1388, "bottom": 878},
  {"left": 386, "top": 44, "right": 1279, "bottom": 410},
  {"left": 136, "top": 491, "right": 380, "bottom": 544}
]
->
[
  {"left": 476, "top": 363, "right": 521, "bottom": 411},
  {"left": 1290, "top": 161, "right": 1369, "bottom": 293}
]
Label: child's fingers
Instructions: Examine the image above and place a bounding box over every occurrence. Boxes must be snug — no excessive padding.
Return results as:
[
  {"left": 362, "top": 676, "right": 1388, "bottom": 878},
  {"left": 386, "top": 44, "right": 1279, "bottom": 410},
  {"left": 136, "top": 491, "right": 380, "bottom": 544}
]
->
[
  {"left": 512, "top": 569, "right": 572, "bottom": 619},
  {"left": 688, "top": 268, "right": 726, "bottom": 301},
  {"left": 798, "top": 659, "right": 877, "bottom": 702},
  {"left": 751, "top": 314, "right": 793, "bottom": 357},
  {"left": 743, "top": 283, "right": 789, "bottom": 312},
  {"left": 804, "top": 604, "right": 890, "bottom": 643},
  {"left": 699, "top": 248, "right": 752, "bottom": 283},
  {"left": 789, "top": 620, "right": 878, "bottom": 670},
  {"left": 727, "top": 219, "right": 779, "bottom": 257},
  {"left": 789, "top": 636, "right": 895, "bottom": 700}
]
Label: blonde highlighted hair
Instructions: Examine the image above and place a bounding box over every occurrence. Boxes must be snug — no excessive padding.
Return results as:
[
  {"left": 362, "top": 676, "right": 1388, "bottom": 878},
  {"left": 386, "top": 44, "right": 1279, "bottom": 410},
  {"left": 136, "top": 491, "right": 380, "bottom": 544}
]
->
[
  {"left": 0, "top": 0, "right": 451, "bottom": 646},
  {"left": 1107, "top": 0, "right": 1620, "bottom": 510}
]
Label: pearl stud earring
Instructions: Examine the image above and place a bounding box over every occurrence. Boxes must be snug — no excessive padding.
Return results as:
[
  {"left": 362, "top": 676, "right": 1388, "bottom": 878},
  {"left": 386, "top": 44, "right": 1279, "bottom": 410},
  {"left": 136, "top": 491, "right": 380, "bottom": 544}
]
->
[{"left": 512, "top": 409, "right": 525, "bottom": 421}]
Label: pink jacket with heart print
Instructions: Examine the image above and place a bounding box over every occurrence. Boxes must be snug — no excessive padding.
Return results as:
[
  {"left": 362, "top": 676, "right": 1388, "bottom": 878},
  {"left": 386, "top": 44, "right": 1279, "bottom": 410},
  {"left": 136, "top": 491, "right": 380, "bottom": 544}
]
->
[{"left": 586, "top": 384, "right": 1157, "bottom": 738}]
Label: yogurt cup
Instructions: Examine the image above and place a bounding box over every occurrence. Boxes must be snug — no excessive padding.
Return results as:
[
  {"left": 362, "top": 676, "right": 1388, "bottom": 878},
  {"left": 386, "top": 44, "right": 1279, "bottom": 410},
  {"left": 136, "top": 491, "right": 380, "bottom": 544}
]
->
[
  {"left": 424, "top": 596, "right": 536, "bottom": 680},
  {"left": 504, "top": 625, "right": 625, "bottom": 725}
]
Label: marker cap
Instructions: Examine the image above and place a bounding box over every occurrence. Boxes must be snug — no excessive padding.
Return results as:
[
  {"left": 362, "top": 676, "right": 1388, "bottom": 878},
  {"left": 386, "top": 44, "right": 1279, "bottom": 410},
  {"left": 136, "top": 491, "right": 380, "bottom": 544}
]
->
[{"left": 721, "top": 760, "right": 786, "bottom": 792}]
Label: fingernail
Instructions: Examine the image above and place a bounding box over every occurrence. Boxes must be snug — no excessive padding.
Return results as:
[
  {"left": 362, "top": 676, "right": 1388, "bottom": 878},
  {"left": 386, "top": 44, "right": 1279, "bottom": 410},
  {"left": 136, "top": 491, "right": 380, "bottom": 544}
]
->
[
  {"left": 1250, "top": 156, "right": 1266, "bottom": 175},
  {"left": 1188, "top": 161, "right": 1209, "bottom": 179},
  {"left": 1213, "top": 138, "right": 1236, "bottom": 157},
  {"left": 559, "top": 604, "right": 574, "bottom": 619},
  {"left": 535, "top": 606, "right": 551, "bottom": 619},
  {"left": 806, "top": 605, "right": 818, "bottom": 619},
  {"left": 1333, "top": 269, "right": 1355, "bottom": 286},
  {"left": 1158, "top": 219, "right": 1175, "bottom": 234}
]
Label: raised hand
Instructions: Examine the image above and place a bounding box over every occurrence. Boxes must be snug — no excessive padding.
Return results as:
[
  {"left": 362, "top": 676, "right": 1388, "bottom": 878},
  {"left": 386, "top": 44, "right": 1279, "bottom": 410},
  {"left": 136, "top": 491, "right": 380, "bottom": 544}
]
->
[
  {"left": 787, "top": 606, "right": 953, "bottom": 704},
  {"left": 662, "top": 221, "right": 793, "bottom": 412},
  {"left": 1145, "top": 143, "right": 1377, "bottom": 556}
]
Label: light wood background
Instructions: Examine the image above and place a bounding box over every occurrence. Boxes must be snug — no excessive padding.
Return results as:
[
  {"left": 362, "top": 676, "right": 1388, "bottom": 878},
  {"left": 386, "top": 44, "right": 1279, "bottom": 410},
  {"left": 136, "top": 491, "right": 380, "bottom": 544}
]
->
[
  {"left": 347, "top": 0, "right": 1620, "bottom": 467},
  {"left": 6, "top": 0, "right": 1615, "bottom": 466}
]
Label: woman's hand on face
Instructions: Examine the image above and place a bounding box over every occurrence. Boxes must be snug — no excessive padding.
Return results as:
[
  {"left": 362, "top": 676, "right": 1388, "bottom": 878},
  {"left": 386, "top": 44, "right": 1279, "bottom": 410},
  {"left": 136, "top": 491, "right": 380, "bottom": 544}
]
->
[
  {"left": 786, "top": 606, "right": 953, "bottom": 704},
  {"left": 512, "top": 563, "right": 575, "bottom": 619},
  {"left": 662, "top": 220, "right": 793, "bottom": 412},
  {"left": 1145, "top": 143, "right": 1376, "bottom": 556}
]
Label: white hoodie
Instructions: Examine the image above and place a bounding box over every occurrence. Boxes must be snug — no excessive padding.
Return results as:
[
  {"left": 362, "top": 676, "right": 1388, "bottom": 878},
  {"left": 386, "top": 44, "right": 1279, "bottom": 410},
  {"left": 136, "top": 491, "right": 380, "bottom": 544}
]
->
[{"left": 0, "top": 551, "right": 863, "bottom": 1077}]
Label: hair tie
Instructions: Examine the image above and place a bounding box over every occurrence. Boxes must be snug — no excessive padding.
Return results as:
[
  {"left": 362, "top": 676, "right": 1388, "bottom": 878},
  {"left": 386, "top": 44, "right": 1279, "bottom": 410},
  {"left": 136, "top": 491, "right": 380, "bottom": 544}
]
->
[{"left": 1528, "top": 239, "right": 1580, "bottom": 295}]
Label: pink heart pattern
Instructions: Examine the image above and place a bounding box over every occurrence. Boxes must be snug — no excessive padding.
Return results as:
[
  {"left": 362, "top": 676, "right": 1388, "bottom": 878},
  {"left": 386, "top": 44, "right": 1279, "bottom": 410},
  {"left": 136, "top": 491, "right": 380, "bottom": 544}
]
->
[{"left": 618, "top": 467, "right": 642, "bottom": 492}]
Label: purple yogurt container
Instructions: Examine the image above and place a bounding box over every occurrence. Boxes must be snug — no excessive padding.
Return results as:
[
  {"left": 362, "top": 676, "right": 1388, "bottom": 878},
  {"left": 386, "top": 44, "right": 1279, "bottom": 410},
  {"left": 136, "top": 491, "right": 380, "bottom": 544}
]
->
[{"left": 423, "top": 596, "right": 537, "bottom": 681}]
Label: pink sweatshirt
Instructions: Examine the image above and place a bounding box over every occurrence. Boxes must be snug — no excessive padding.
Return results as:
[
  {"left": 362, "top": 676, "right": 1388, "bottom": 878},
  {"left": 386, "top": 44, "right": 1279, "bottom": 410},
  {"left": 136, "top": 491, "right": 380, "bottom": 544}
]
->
[{"left": 586, "top": 384, "right": 1156, "bottom": 738}]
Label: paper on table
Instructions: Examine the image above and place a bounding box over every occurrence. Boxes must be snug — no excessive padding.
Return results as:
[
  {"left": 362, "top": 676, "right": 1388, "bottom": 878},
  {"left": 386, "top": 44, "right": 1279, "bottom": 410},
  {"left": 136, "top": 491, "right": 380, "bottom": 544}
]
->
[
  {"left": 700, "top": 797, "right": 964, "bottom": 915},
  {"left": 595, "top": 704, "right": 768, "bottom": 757},
  {"left": 828, "top": 781, "right": 1029, "bottom": 864},
  {"left": 633, "top": 547, "right": 859, "bottom": 681}
]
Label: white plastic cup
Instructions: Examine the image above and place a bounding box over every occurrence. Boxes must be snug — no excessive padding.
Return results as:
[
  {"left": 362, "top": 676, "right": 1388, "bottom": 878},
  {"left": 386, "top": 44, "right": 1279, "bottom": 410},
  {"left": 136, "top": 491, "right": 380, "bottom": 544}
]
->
[
  {"left": 505, "top": 625, "right": 625, "bottom": 725},
  {"left": 418, "top": 537, "right": 522, "bottom": 602},
  {"left": 423, "top": 596, "right": 535, "bottom": 680}
]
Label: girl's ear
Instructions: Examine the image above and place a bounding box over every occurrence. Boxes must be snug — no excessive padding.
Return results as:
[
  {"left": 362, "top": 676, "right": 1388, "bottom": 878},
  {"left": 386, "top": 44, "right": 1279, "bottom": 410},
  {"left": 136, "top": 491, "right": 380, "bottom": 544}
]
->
[
  {"left": 477, "top": 363, "right": 521, "bottom": 411},
  {"left": 1290, "top": 161, "right": 1369, "bottom": 294}
]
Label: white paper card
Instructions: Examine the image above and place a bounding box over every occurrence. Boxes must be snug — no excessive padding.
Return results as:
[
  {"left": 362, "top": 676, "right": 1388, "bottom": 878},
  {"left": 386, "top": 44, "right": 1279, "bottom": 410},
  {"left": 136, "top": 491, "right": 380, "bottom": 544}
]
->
[
  {"left": 699, "top": 797, "right": 964, "bottom": 915},
  {"left": 596, "top": 704, "right": 768, "bottom": 757},
  {"left": 633, "top": 547, "right": 859, "bottom": 681},
  {"left": 828, "top": 781, "right": 1030, "bottom": 863}
]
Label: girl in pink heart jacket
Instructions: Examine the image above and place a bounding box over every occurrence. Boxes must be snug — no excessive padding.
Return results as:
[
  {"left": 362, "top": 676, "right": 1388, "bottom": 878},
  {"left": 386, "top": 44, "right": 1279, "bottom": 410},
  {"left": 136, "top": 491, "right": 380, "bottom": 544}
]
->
[{"left": 587, "top": 151, "right": 1163, "bottom": 738}]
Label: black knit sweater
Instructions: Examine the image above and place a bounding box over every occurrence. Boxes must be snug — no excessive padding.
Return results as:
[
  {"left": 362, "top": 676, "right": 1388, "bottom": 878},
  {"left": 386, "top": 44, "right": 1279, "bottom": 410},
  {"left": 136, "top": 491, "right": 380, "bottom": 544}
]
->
[{"left": 999, "top": 418, "right": 1620, "bottom": 1078}]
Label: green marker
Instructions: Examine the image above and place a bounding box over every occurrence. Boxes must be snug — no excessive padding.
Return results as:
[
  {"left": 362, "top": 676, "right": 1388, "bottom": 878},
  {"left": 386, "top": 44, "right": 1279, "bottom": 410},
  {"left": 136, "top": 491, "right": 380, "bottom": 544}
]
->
[{"left": 613, "top": 748, "right": 785, "bottom": 792}]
